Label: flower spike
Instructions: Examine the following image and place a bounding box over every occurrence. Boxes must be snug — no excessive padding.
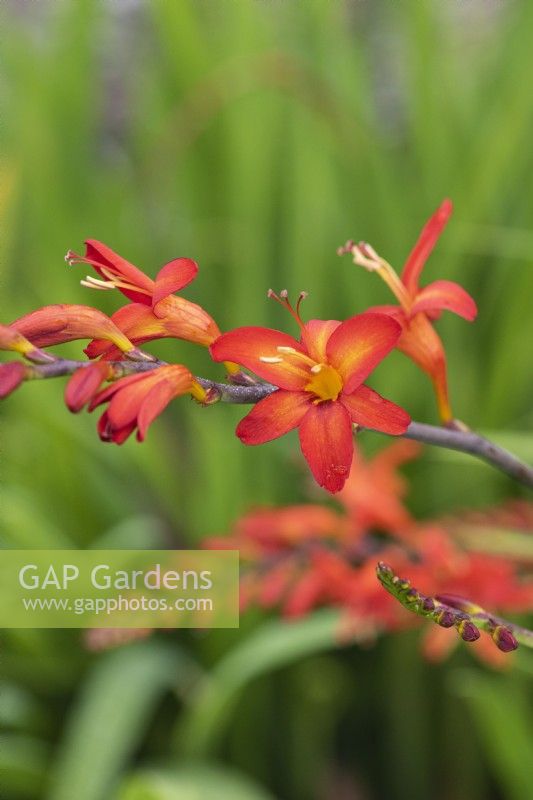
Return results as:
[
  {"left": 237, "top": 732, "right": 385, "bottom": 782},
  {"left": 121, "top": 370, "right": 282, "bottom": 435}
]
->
[{"left": 376, "top": 562, "right": 524, "bottom": 654}]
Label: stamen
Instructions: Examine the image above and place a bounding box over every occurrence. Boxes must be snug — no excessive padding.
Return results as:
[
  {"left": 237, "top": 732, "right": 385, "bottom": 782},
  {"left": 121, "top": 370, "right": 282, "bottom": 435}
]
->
[
  {"left": 296, "top": 291, "right": 308, "bottom": 317},
  {"left": 338, "top": 240, "right": 412, "bottom": 310},
  {"left": 83, "top": 276, "right": 116, "bottom": 289},
  {"left": 310, "top": 364, "right": 322, "bottom": 373},
  {"left": 266, "top": 289, "right": 311, "bottom": 349},
  {"left": 350, "top": 243, "right": 382, "bottom": 272},
  {"left": 259, "top": 356, "right": 283, "bottom": 364},
  {"left": 276, "top": 346, "right": 316, "bottom": 368},
  {"left": 80, "top": 278, "right": 115, "bottom": 291}
]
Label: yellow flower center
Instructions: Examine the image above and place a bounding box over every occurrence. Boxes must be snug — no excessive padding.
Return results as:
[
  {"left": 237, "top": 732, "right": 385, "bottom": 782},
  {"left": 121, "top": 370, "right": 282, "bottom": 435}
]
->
[
  {"left": 305, "top": 363, "right": 343, "bottom": 402},
  {"left": 259, "top": 346, "right": 344, "bottom": 402}
]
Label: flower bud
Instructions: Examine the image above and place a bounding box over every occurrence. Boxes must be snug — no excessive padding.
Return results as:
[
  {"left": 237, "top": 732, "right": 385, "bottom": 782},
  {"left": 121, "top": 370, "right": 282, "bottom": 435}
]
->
[
  {"left": 435, "top": 608, "right": 455, "bottom": 628},
  {"left": 65, "top": 362, "right": 112, "bottom": 413},
  {"left": 492, "top": 625, "right": 518, "bottom": 653},
  {"left": 457, "top": 620, "right": 480, "bottom": 642}
]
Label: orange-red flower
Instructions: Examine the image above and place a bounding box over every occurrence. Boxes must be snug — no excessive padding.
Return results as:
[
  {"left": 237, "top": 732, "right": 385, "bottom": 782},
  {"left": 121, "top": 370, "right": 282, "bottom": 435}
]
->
[
  {"left": 9, "top": 304, "right": 149, "bottom": 360},
  {"left": 88, "top": 364, "right": 206, "bottom": 444},
  {"left": 339, "top": 200, "right": 477, "bottom": 423},
  {"left": 337, "top": 440, "right": 421, "bottom": 539},
  {"left": 211, "top": 293, "right": 410, "bottom": 493},
  {"left": 66, "top": 240, "right": 222, "bottom": 357}
]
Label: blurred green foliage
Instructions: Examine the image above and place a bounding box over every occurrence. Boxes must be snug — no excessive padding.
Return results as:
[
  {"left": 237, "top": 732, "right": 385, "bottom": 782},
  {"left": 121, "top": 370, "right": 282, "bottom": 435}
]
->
[{"left": 1, "top": 1, "right": 533, "bottom": 798}]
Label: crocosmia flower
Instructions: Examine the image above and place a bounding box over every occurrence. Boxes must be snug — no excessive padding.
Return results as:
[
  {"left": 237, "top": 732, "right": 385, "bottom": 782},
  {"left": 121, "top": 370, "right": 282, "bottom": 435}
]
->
[
  {"left": 88, "top": 365, "right": 206, "bottom": 444},
  {"left": 66, "top": 240, "right": 222, "bottom": 356},
  {"left": 339, "top": 200, "right": 477, "bottom": 423},
  {"left": 9, "top": 304, "right": 150, "bottom": 360},
  {"left": 210, "top": 292, "right": 410, "bottom": 493}
]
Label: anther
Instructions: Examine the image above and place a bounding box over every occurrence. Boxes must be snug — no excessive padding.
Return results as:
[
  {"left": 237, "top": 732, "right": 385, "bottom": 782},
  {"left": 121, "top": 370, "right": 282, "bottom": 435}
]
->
[{"left": 259, "top": 356, "right": 283, "bottom": 364}]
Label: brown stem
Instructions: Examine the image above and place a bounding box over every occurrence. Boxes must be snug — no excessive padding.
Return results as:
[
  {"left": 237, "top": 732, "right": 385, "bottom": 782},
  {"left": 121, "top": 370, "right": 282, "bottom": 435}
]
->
[{"left": 19, "top": 357, "right": 533, "bottom": 490}]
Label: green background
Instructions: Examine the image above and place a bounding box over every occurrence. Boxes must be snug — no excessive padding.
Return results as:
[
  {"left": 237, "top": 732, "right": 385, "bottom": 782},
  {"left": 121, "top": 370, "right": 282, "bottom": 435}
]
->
[{"left": 1, "top": 1, "right": 532, "bottom": 798}]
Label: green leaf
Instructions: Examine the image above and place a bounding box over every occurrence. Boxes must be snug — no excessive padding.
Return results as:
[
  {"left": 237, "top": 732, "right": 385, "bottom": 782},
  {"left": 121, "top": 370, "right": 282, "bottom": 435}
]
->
[
  {"left": 177, "top": 609, "right": 343, "bottom": 757},
  {"left": 48, "top": 640, "right": 200, "bottom": 800},
  {"left": 117, "top": 764, "right": 275, "bottom": 800},
  {"left": 0, "top": 733, "right": 50, "bottom": 797},
  {"left": 450, "top": 669, "right": 533, "bottom": 800}
]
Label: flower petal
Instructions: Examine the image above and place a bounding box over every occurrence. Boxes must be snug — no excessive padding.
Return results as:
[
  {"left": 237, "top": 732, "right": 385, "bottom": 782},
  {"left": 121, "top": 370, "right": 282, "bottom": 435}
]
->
[
  {"left": 410, "top": 280, "right": 477, "bottom": 321},
  {"left": 89, "top": 371, "right": 148, "bottom": 410},
  {"left": 107, "top": 379, "right": 154, "bottom": 429},
  {"left": 302, "top": 319, "right": 341, "bottom": 362},
  {"left": 136, "top": 381, "right": 176, "bottom": 441},
  {"left": 211, "top": 327, "right": 308, "bottom": 390},
  {"left": 396, "top": 314, "right": 452, "bottom": 423},
  {"left": 83, "top": 240, "right": 154, "bottom": 304},
  {"left": 326, "top": 313, "right": 401, "bottom": 394},
  {"left": 298, "top": 401, "right": 353, "bottom": 493},
  {"left": 366, "top": 304, "right": 406, "bottom": 323},
  {"left": 340, "top": 385, "right": 410, "bottom": 434},
  {"left": 11, "top": 305, "right": 135, "bottom": 353},
  {"left": 152, "top": 258, "right": 198, "bottom": 309},
  {"left": 236, "top": 390, "right": 311, "bottom": 444},
  {"left": 401, "top": 199, "right": 453, "bottom": 293},
  {"left": 97, "top": 411, "right": 136, "bottom": 444}
]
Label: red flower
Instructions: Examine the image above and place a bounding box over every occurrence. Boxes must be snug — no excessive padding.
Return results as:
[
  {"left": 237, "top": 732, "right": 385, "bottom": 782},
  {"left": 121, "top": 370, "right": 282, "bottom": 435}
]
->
[
  {"left": 211, "top": 292, "right": 410, "bottom": 493},
  {"left": 88, "top": 365, "right": 206, "bottom": 444},
  {"left": 337, "top": 440, "right": 421, "bottom": 539},
  {"left": 9, "top": 304, "right": 149, "bottom": 360},
  {"left": 66, "top": 240, "right": 222, "bottom": 356},
  {"left": 339, "top": 200, "right": 477, "bottom": 423}
]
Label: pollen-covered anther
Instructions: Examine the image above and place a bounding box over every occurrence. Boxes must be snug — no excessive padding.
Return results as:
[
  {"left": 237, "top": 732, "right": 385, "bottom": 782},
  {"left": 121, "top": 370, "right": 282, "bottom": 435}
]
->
[
  {"left": 259, "top": 356, "right": 283, "bottom": 364},
  {"left": 350, "top": 242, "right": 383, "bottom": 272}
]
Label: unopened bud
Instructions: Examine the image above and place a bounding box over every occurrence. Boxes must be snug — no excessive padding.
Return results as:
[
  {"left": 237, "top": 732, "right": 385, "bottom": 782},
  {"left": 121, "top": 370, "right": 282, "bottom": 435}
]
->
[
  {"left": 65, "top": 362, "right": 112, "bottom": 413},
  {"left": 492, "top": 625, "right": 518, "bottom": 653},
  {"left": 435, "top": 608, "right": 455, "bottom": 628},
  {"left": 457, "top": 620, "right": 480, "bottom": 642}
]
